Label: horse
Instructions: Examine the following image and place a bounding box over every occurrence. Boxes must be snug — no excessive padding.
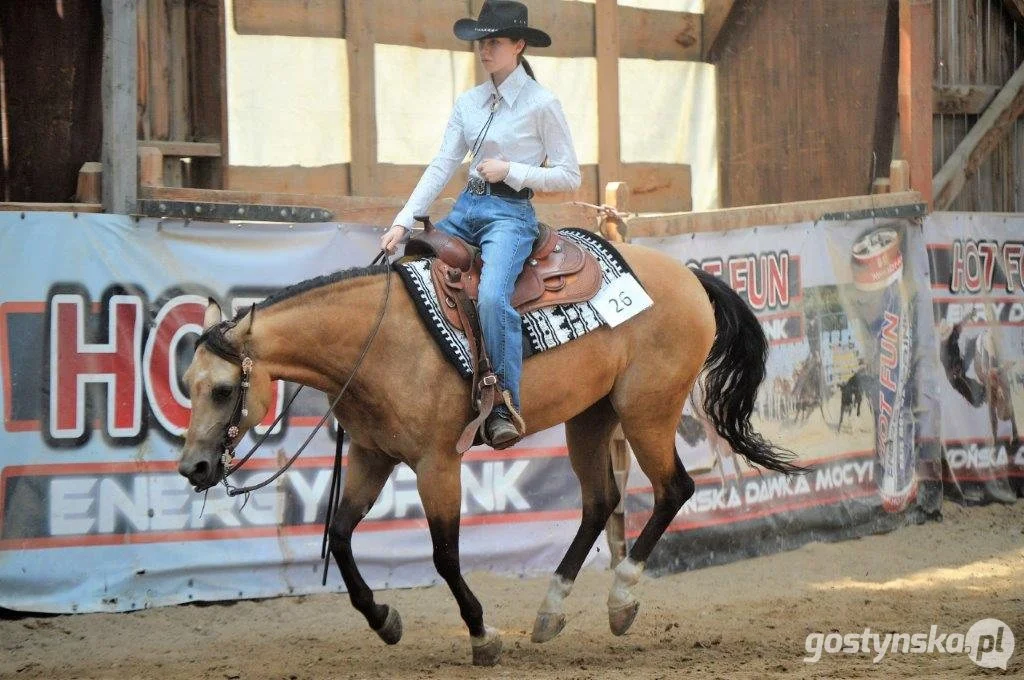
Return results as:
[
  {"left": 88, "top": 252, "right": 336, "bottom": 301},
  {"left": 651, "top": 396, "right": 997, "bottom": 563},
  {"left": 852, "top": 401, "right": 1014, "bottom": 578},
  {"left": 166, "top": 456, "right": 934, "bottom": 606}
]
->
[
  {"left": 837, "top": 368, "right": 865, "bottom": 431},
  {"left": 177, "top": 241, "right": 801, "bottom": 666},
  {"left": 941, "top": 320, "right": 1020, "bottom": 448}
]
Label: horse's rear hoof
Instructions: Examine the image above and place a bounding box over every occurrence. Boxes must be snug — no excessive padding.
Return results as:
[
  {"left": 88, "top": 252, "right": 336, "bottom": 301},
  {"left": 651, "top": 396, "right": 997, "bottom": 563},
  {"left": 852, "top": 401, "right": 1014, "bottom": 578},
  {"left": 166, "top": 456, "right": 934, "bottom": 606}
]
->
[
  {"left": 608, "top": 601, "right": 640, "bottom": 636},
  {"left": 373, "top": 605, "right": 403, "bottom": 645},
  {"left": 531, "top": 612, "right": 566, "bottom": 643},
  {"left": 471, "top": 627, "right": 503, "bottom": 666}
]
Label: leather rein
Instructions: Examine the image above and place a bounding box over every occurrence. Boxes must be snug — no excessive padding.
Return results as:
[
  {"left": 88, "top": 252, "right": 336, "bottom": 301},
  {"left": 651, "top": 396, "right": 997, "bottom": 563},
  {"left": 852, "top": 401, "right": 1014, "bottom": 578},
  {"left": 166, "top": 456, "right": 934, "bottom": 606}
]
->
[{"left": 194, "top": 250, "right": 391, "bottom": 581}]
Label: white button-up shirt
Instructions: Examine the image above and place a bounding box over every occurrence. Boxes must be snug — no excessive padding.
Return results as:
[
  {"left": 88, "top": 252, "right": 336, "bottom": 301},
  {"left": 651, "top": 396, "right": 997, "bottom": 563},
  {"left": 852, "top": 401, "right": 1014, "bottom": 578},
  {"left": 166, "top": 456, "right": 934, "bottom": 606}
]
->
[{"left": 394, "top": 64, "right": 581, "bottom": 229}]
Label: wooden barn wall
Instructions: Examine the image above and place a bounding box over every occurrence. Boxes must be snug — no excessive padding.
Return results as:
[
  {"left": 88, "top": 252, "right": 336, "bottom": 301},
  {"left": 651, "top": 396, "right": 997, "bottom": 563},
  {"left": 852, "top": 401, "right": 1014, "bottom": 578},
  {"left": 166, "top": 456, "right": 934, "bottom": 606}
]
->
[
  {"left": 933, "top": 0, "right": 1024, "bottom": 212},
  {"left": 715, "top": 0, "right": 892, "bottom": 208},
  {"left": 0, "top": 1, "right": 103, "bottom": 203}
]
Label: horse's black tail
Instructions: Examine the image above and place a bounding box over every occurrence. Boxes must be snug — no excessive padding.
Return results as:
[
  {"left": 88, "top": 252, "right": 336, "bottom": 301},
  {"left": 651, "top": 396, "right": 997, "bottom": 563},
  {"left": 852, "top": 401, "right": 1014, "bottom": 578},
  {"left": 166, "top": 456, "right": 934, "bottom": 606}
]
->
[{"left": 692, "top": 268, "right": 806, "bottom": 475}]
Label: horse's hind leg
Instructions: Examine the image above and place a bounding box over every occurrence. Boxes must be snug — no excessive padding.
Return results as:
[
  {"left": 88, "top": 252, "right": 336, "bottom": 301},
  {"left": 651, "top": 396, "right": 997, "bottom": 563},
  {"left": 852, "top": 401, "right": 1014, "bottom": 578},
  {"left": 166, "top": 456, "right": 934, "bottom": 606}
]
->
[
  {"left": 327, "top": 443, "right": 401, "bottom": 643},
  {"left": 416, "top": 453, "right": 502, "bottom": 666},
  {"left": 531, "top": 397, "right": 620, "bottom": 643},
  {"left": 608, "top": 387, "right": 696, "bottom": 636}
]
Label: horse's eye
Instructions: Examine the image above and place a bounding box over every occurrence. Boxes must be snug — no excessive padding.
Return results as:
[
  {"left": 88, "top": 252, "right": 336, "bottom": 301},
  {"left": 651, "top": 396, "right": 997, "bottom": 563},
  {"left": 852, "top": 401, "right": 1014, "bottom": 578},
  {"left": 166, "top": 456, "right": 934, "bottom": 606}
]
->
[{"left": 211, "top": 385, "right": 234, "bottom": 403}]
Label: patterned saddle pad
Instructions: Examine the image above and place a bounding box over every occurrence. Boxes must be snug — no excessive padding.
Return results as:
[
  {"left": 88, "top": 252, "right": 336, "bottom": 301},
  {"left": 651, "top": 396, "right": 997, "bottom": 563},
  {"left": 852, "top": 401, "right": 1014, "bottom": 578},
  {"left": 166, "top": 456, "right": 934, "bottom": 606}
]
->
[{"left": 395, "top": 227, "right": 638, "bottom": 378}]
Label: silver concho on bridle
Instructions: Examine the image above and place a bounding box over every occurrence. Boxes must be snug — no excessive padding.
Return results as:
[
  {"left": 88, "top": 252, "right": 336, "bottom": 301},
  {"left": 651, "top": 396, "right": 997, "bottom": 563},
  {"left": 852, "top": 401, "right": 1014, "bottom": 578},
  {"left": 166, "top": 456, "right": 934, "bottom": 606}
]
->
[{"left": 220, "top": 355, "right": 254, "bottom": 470}]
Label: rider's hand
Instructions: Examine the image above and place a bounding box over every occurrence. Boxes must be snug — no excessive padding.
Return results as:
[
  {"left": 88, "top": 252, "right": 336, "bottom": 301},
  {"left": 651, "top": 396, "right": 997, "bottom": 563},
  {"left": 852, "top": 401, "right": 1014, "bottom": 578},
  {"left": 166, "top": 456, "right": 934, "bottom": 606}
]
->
[
  {"left": 380, "top": 225, "right": 407, "bottom": 254},
  {"left": 476, "top": 158, "right": 510, "bottom": 183}
]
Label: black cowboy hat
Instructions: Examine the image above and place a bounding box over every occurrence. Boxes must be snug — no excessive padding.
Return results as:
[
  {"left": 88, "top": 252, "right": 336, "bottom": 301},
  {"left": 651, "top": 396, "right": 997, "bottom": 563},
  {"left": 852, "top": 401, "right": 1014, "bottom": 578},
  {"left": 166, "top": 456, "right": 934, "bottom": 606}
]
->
[{"left": 453, "top": 1, "right": 551, "bottom": 48}]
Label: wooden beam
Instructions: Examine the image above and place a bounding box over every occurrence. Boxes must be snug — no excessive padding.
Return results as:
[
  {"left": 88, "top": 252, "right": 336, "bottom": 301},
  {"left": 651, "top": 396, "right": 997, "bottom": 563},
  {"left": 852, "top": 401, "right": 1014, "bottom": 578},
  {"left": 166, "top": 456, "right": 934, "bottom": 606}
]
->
[
  {"left": 933, "top": 84, "right": 999, "bottom": 115},
  {"left": 345, "top": 0, "right": 377, "bottom": 196},
  {"left": 933, "top": 60, "right": 1024, "bottom": 209},
  {"left": 102, "top": 0, "right": 138, "bottom": 214},
  {"left": 138, "top": 186, "right": 594, "bottom": 227},
  {"left": 596, "top": 0, "right": 622, "bottom": 196},
  {"left": 626, "top": 191, "right": 922, "bottom": 237},
  {"left": 139, "top": 140, "right": 222, "bottom": 157},
  {"left": 0, "top": 202, "right": 104, "bottom": 213},
  {"left": 617, "top": 5, "right": 700, "bottom": 61},
  {"left": 898, "top": 0, "right": 933, "bottom": 209},
  {"left": 234, "top": 0, "right": 343, "bottom": 38}
]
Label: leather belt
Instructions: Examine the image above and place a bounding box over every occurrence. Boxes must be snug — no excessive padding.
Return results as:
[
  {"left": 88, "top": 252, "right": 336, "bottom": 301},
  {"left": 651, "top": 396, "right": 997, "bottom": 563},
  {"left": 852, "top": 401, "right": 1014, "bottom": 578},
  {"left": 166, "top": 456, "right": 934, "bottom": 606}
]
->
[{"left": 467, "top": 176, "right": 533, "bottom": 200}]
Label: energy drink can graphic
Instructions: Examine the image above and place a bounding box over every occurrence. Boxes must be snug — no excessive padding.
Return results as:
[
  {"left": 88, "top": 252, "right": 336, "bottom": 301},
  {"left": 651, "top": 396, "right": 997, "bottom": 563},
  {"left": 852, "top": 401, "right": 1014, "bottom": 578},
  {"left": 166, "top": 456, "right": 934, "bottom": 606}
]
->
[{"left": 850, "top": 227, "right": 917, "bottom": 512}]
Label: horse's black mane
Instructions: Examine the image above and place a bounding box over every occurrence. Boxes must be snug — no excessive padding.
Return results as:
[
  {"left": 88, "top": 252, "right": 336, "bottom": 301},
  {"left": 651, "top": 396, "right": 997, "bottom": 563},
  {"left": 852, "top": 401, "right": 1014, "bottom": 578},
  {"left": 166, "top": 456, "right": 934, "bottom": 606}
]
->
[
  {"left": 196, "top": 263, "right": 389, "bottom": 357},
  {"left": 251, "top": 263, "right": 389, "bottom": 314}
]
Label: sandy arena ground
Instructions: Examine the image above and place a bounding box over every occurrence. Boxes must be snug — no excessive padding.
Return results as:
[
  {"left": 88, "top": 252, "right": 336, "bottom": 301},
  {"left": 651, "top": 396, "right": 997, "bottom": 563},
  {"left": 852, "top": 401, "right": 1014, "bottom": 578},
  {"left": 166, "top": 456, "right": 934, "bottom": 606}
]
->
[{"left": 2, "top": 502, "right": 1022, "bottom": 679}]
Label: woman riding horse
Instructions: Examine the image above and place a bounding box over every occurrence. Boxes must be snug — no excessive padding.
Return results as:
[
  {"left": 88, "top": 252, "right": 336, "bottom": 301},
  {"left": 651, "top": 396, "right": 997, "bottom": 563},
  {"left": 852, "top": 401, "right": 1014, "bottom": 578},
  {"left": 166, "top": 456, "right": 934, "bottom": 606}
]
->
[
  {"left": 177, "top": 2, "right": 802, "bottom": 668},
  {"left": 379, "top": 0, "right": 581, "bottom": 448}
]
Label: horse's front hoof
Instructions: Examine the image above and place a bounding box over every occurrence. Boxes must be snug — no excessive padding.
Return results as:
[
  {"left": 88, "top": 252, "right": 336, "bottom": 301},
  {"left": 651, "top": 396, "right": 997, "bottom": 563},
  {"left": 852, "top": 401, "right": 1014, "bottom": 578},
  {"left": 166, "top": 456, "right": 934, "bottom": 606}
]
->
[
  {"left": 608, "top": 601, "right": 640, "bottom": 636},
  {"left": 531, "top": 612, "right": 566, "bottom": 643},
  {"left": 373, "top": 605, "right": 403, "bottom": 645},
  {"left": 471, "top": 626, "right": 503, "bottom": 666}
]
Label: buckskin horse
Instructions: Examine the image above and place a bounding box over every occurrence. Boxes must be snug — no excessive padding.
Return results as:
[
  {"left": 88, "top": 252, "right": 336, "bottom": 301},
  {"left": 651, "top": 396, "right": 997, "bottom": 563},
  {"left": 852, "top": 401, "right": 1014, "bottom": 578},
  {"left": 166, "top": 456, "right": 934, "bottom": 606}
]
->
[{"left": 177, "top": 238, "right": 801, "bottom": 666}]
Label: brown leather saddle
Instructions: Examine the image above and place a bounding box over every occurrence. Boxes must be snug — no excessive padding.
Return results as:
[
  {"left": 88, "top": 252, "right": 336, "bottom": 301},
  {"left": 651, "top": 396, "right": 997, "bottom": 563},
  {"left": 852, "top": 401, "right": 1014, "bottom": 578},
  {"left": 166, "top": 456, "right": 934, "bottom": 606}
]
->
[
  {"left": 403, "top": 215, "right": 603, "bottom": 453},
  {"left": 404, "top": 217, "right": 602, "bottom": 332}
]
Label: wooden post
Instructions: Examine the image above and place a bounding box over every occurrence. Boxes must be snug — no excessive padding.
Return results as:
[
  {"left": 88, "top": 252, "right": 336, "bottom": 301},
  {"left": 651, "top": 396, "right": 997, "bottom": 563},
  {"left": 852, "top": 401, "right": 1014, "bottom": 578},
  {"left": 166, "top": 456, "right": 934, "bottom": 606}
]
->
[
  {"left": 137, "top": 0, "right": 150, "bottom": 139},
  {"left": 102, "top": 0, "right": 138, "bottom": 214},
  {"left": 138, "top": 146, "right": 164, "bottom": 187},
  {"left": 890, "top": 159, "right": 910, "bottom": 192},
  {"left": 897, "top": 0, "right": 933, "bottom": 209},
  {"left": 595, "top": 0, "right": 621, "bottom": 203},
  {"left": 76, "top": 162, "right": 104, "bottom": 203},
  {"left": 147, "top": 0, "right": 170, "bottom": 140},
  {"left": 600, "top": 181, "right": 630, "bottom": 241},
  {"left": 346, "top": 0, "right": 377, "bottom": 196}
]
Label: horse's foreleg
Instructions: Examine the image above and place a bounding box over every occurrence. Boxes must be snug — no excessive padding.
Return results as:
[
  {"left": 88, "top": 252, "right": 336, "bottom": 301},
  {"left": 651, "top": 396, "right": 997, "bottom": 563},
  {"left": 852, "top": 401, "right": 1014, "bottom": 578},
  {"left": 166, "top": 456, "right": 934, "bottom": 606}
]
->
[
  {"left": 416, "top": 455, "right": 501, "bottom": 666},
  {"left": 532, "top": 398, "right": 620, "bottom": 644},
  {"left": 326, "top": 444, "right": 400, "bottom": 643}
]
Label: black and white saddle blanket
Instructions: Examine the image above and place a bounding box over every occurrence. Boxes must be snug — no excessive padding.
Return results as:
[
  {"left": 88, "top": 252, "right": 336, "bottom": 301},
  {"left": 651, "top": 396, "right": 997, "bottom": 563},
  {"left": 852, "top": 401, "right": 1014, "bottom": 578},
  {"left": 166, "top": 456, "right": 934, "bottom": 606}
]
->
[{"left": 396, "top": 227, "right": 639, "bottom": 379}]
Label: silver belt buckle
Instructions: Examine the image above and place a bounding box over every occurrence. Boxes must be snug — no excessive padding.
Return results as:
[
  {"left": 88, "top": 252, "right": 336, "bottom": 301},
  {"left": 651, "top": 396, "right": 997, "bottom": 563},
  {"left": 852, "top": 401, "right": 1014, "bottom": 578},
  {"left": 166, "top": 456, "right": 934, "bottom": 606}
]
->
[{"left": 467, "top": 176, "right": 487, "bottom": 195}]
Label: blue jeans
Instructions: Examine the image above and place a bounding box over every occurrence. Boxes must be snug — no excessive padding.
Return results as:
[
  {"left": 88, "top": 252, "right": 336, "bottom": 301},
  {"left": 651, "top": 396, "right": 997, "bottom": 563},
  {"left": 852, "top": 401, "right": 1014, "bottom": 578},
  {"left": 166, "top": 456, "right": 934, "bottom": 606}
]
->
[{"left": 435, "top": 190, "right": 539, "bottom": 411}]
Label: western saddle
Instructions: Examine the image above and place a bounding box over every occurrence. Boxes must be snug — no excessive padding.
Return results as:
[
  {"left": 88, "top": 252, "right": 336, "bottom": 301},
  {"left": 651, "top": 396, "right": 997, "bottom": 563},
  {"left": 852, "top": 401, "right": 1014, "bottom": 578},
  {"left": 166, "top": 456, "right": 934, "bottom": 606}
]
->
[{"left": 404, "top": 215, "right": 602, "bottom": 452}]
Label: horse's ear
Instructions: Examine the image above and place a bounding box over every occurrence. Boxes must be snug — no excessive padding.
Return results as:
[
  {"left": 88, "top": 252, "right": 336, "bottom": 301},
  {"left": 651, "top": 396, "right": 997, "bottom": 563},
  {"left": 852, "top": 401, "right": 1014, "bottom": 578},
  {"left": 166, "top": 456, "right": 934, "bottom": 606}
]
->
[
  {"left": 204, "top": 297, "right": 223, "bottom": 330},
  {"left": 240, "top": 303, "right": 256, "bottom": 335}
]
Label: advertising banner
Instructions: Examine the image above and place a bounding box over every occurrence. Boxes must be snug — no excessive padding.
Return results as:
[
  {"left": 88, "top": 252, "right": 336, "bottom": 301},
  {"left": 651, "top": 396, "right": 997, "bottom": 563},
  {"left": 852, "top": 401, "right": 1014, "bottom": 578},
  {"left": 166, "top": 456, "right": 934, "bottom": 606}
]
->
[
  {"left": 1, "top": 211, "right": 1018, "bottom": 613},
  {"left": 924, "top": 213, "right": 1024, "bottom": 502},
  {"left": 631, "top": 217, "right": 943, "bottom": 573}
]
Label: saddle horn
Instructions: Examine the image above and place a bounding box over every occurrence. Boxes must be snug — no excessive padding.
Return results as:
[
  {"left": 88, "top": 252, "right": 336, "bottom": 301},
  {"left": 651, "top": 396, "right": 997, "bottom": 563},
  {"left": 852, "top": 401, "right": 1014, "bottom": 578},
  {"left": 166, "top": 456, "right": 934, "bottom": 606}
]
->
[{"left": 413, "top": 215, "right": 435, "bottom": 233}]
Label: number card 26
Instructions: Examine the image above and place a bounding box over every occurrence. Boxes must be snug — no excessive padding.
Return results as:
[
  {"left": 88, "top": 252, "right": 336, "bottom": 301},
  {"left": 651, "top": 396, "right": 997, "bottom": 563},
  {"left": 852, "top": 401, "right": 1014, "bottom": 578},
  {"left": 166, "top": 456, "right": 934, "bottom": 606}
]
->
[{"left": 593, "top": 275, "right": 654, "bottom": 327}]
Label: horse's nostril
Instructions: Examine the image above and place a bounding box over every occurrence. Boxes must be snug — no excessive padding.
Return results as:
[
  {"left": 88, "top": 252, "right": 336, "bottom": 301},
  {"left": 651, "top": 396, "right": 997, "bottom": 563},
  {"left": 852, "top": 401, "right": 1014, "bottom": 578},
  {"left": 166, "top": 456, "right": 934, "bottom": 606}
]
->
[{"left": 193, "top": 460, "right": 210, "bottom": 480}]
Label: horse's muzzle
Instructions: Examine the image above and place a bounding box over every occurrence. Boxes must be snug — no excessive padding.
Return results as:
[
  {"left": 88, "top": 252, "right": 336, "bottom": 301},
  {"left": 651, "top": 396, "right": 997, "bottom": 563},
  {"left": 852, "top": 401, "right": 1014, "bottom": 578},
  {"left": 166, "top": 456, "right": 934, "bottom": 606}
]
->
[{"left": 178, "top": 456, "right": 222, "bottom": 492}]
